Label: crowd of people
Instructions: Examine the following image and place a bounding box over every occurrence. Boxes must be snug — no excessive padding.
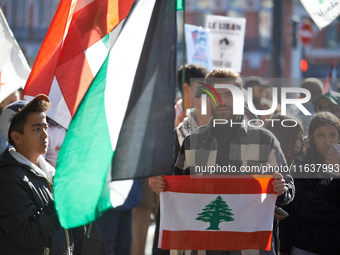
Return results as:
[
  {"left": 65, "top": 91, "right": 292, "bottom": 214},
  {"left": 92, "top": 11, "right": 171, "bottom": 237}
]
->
[
  {"left": 0, "top": 64, "right": 339, "bottom": 255},
  {"left": 150, "top": 64, "right": 340, "bottom": 255}
]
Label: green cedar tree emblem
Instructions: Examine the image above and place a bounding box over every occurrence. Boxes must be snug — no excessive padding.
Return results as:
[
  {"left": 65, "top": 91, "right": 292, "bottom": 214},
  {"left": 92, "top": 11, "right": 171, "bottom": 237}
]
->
[{"left": 195, "top": 195, "right": 234, "bottom": 230}]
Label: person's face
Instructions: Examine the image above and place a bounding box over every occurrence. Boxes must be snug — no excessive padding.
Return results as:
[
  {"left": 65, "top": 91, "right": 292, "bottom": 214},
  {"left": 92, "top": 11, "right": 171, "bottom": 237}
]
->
[
  {"left": 13, "top": 112, "right": 48, "bottom": 163},
  {"left": 188, "top": 82, "right": 202, "bottom": 109},
  {"left": 252, "top": 85, "right": 266, "bottom": 104},
  {"left": 210, "top": 87, "right": 234, "bottom": 120},
  {"left": 294, "top": 130, "right": 303, "bottom": 155},
  {"left": 316, "top": 97, "right": 340, "bottom": 119},
  {"left": 312, "top": 124, "right": 339, "bottom": 159}
]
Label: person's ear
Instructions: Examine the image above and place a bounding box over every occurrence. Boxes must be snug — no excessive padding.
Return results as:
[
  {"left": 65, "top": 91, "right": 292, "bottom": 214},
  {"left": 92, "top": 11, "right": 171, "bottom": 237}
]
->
[
  {"left": 193, "top": 97, "right": 200, "bottom": 109},
  {"left": 10, "top": 131, "right": 22, "bottom": 146},
  {"left": 184, "top": 83, "right": 190, "bottom": 94}
]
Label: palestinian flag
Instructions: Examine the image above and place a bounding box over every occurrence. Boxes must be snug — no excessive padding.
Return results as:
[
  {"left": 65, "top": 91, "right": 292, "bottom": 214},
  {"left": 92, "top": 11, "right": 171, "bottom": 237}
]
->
[
  {"left": 159, "top": 176, "right": 277, "bottom": 251},
  {"left": 0, "top": 7, "right": 30, "bottom": 103},
  {"left": 54, "top": 0, "right": 176, "bottom": 229},
  {"left": 22, "top": 0, "right": 135, "bottom": 129}
]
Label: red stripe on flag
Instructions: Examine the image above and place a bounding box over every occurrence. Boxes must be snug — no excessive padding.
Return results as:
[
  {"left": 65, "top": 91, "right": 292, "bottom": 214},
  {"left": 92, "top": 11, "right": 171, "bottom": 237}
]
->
[
  {"left": 163, "top": 175, "right": 275, "bottom": 194},
  {"left": 23, "top": 0, "right": 72, "bottom": 96},
  {"left": 23, "top": 0, "right": 135, "bottom": 118},
  {"left": 160, "top": 230, "right": 272, "bottom": 251},
  {"left": 58, "top": 0, "right": 134, "bottom": 65}
]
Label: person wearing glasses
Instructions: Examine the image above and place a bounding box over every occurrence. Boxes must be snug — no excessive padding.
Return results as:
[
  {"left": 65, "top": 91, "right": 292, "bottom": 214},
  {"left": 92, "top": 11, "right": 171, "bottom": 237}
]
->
[{"left": 312, "top": 91, "right": 340, "bottom": 119}]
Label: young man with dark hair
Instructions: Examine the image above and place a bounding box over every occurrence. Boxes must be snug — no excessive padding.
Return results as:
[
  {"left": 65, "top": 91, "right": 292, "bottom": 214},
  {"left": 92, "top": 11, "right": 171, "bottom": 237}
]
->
[
  {"left": 175, "top": 64, "right": 208, "bottom": 128},
  {"left": 0, "top": 94, "right": 73, "bottom": 255},
  {"left": 150, "top": 68, "right": 294, "bottom": 255}
]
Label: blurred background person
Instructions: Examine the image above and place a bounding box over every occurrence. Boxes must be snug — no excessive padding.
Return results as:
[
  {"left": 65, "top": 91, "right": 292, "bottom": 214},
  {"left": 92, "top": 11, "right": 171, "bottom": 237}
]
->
[
  {"left": 312, "top": 91, "right": 340, "bottom": 119},
  {"left": 265, "top": 114, "right": 303, "bottom": 253},
  {"left": 280, "top": 112, "right": 340, "bottom": 255},
  {"left": 260, "top": 97, "right": 281, "bottom": 126},
  {"left": 0, "top": 90, "right": 20, "bottom": 155},
  {"left": 289, "top": 78, "right": 324, "bottom": 135},
  {"left": 0, "top": 90, "right": 20, "bottom": 115},
  {"left": 243, "top": 76, "right": 269, "bottom": 110},
  {"left": 130, "top": 178, "right": 158, "bottom": 255},
  {"left": 265, "top": 114, "right": 303, "bottom": 168},
  {"left": 174, "top": 64, "right": 208, "bottom": 128}
]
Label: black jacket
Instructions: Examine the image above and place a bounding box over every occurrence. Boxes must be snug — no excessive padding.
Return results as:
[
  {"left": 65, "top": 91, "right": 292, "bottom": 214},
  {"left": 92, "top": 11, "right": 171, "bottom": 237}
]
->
[
  {"left": 0, "top": 149, "right": 72, "bottom": 255},
  {"left": 283, "top": 156, "right": 340, "bottom": 255}
]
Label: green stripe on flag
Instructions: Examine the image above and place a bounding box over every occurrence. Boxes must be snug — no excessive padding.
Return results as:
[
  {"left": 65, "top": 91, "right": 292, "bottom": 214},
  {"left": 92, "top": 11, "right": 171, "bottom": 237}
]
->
[
  {"left": 102, "top": 33, "right": 110, "bottom": 49},
  {"left": 54, "top": 56, "right": 113, "bottom": 228},
  {"left": 177, "top": 0, "right": 184, "bottom": 10}
]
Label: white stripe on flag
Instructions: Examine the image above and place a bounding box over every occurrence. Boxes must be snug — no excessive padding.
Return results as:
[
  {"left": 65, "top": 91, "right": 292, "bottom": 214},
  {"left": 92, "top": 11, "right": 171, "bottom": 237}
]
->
[
  {"left": 104, "top": 0, "right": 156, "bottom": 151},
  {"left": 160, "top": 192, "right": 276, "bottom": 232},
  {"left": 48, "top": 77, "right": 72, "bottom": 128},
  {"left": 84, "top": 37, "right": 109, "bottom": 78},
  {"left": 108, "top": 179, "right": 133, "bottom": 208}
]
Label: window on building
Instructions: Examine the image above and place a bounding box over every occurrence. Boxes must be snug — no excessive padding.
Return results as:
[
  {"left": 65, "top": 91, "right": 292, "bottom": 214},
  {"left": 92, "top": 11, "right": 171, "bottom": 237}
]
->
[
  {"left": 29, "top": 3, "right": 35, "bottom": 28},
  {"left": 326, "top": 21, "right": 340, "bottom": 48},
  {"left": 258, "top": 9, "right": 272, "bottom": 49}
]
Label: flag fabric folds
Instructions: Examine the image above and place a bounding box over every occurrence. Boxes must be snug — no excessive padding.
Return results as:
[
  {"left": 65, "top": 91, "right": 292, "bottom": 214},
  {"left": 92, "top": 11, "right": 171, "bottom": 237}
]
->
[
  {"left": 22, "top": 0, "right": 135, "bottom": 129},
  {"left": 159, "top": 176, "right": 277, "bottom": 251},
  {"left": 54, "top": 0, "right": 176, "bottom": 229},
  {"left": 0, "top": 8, "right": 30, "bottom": 103}
]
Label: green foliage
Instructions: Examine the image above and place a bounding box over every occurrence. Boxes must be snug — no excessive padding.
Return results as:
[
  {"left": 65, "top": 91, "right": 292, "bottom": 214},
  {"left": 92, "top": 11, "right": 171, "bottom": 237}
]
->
[{"left": 196, "top": 195, "right": 234, "bottom": 230}]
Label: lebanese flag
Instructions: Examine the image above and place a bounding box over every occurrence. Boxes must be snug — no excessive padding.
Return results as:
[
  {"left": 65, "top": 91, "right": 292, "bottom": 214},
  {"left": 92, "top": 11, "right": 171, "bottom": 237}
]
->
[
  {"left": 22, "top": 0, "right": 134, "bottom": 129},
  {"left": 159, "top": 176, "right": 277, "bottom": 251}
]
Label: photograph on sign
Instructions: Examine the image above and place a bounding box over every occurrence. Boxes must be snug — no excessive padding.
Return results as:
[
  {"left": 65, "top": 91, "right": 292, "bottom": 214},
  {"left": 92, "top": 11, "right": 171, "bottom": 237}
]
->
[
  {"left": 184, "top": 24, "right": 213, "bottom": 71},
  {"left": 205, "top": 15, "right": 246, "bottom": 73}
]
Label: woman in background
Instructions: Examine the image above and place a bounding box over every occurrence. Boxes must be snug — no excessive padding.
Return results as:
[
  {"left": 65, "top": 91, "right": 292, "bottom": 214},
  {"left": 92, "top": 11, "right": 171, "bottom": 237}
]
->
[{"left": 281, "top": 112, "right": 340, "bottom": 255}]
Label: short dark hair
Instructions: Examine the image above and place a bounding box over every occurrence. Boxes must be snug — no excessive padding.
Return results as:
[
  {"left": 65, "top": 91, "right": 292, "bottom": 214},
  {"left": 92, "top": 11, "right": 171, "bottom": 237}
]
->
[
  {"left": 301, "top": 78, "right": 323, "bottom": 100},
  {"left": 243, "top": 76, "right": 268, "bottom": 89},
  {"left": 177, "top": 64, "right": 208, "bottom": 92},
  {"left": 206, "top": 68, "right": 243, "bottom": 89},
  {"left": 9, "top": 99, "right": 50, "bottom": 146}
]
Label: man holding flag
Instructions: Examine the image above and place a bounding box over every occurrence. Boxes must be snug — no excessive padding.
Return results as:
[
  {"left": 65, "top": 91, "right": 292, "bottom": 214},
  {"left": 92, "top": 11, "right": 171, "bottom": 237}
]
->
[{"left": 150, "top": 68, "right": 295, "bottom": 254}]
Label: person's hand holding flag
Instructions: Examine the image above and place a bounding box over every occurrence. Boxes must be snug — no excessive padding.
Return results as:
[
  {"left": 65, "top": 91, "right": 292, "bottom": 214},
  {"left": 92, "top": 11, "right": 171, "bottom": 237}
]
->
[
  {"left": 272, "top": 172, "right": 285, "bottom": 196},
  {"left": 149, "top": 176, "right": 165, "bottom": 195}
]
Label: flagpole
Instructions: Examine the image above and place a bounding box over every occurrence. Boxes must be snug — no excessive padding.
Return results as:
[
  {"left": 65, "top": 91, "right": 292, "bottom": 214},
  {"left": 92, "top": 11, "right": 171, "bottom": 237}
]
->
[
  {"left": 180, "top": 2, "right": 186, "bottom": 254},
  {"left": 181, "top": 0, "right": 186, "bottom": 110}
]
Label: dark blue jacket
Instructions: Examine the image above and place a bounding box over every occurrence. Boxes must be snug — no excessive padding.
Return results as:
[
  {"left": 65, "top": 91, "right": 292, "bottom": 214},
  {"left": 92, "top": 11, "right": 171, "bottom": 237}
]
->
[{"left": 0, "top": 149, "right": 72, "bottom": 255}]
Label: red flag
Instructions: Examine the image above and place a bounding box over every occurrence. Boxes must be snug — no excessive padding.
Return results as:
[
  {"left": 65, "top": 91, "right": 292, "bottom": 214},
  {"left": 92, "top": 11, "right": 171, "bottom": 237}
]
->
[
  {"left": 159, "top": 175, "right": 276, "bottom": 251},
  {"left": 22, "top": 0, "right": 134, "bottom": 129}
]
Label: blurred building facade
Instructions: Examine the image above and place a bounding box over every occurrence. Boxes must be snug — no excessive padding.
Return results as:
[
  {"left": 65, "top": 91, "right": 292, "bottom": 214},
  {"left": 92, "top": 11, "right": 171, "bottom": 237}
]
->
[
  {"left": 1, "top": 0, "right": 339, "bottom": 79},
  {"left": 0, "top": 0, "right": 60, "bottom": 66},
  {"left": 179, "top": 0, "right": 340, "bottom": 79}
]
